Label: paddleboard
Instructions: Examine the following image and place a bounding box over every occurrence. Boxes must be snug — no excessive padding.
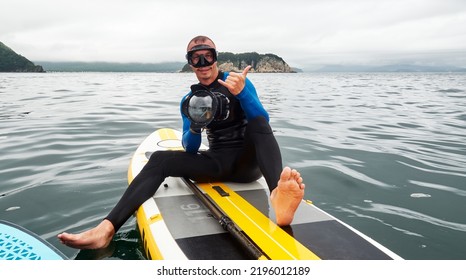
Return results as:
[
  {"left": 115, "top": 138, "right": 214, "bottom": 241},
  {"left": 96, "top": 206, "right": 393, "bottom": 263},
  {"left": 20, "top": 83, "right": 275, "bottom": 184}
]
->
[
  {"left": 128, "top": 128, "right": 402, "bottom": 260},
  {"left": 0, "top": 220, "right": 67, "bottom": 260}
]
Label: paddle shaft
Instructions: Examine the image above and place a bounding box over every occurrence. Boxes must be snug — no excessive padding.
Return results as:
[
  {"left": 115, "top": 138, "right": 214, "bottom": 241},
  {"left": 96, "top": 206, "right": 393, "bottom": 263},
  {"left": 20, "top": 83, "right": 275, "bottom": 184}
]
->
[{"left": 181, "top": 177, "right": 267, "bottom": 260}]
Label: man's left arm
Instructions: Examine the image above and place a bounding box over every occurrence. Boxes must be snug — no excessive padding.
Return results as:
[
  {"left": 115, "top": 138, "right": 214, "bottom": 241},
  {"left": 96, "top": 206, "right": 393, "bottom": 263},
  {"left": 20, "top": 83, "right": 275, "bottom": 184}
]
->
[
  {"left": 235, "top": 78, "right": 269, "bottom": 121},
  {"left": 218, "top": 66, "right": 269, "bottom": 122}
]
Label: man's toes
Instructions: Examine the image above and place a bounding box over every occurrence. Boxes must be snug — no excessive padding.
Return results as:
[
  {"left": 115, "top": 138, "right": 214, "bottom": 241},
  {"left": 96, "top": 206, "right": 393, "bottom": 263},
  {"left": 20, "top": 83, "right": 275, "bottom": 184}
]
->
[{"left": 280, "top": 166, "right": 292, "bottom": 181}]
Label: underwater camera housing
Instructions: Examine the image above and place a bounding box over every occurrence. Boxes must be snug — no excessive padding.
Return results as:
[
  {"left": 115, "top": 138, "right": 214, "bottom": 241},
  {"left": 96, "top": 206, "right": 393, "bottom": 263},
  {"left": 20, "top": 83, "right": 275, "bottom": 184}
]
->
[{"left": 182, "top": 84, "right": 230, "bottom": 128}]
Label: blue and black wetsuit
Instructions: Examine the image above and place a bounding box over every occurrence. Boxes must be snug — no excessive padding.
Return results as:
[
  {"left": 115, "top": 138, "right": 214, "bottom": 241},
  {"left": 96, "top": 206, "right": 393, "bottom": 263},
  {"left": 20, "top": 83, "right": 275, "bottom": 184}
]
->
[{"left": 106, "top": 71, "right": 282, "bottom": 232}]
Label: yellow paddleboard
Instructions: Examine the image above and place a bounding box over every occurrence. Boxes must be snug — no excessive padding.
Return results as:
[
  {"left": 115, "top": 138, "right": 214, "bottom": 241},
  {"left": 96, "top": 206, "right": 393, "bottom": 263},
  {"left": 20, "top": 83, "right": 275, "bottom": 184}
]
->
[{"left": 128, "top": 128, "right": 401, "bottom": 260}]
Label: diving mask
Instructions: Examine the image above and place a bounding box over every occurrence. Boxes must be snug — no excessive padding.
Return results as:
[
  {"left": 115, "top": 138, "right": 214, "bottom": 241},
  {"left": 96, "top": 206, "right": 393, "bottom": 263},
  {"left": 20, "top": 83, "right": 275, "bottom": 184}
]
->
[{"left": 186, "top": 44, "right": 218, "bottom": 68}]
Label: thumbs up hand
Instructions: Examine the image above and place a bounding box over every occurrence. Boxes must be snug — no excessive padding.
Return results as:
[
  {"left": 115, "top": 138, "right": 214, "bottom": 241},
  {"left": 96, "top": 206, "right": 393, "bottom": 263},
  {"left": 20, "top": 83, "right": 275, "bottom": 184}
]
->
[{"left": 217, "top": 65, "right": 252, "bottom": 95}]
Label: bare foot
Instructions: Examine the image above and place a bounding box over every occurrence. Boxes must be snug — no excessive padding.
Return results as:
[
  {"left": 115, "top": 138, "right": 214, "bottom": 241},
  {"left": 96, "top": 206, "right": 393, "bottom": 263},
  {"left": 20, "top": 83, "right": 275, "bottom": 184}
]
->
[
  {"left": 271, "top": 166, "right": 305, "bottom": 226},
  {"left": 57, "top": 219, "right": 115, "bottom": 249}
]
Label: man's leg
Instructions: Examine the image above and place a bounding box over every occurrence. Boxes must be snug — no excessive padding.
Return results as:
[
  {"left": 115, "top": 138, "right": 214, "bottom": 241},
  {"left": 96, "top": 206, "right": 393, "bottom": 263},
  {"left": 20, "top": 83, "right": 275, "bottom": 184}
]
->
[
  {"left": 58, "top": 150, "right": 220, "bottom": 249},
  {"left": 242, "top": 116, "right": 282, "bottom": 190},
  {"left": 106, "top": 150, "right": 220, "bottom": 231},
  {"left": 243, "top": 116, "right": 305, "bottom": 226}
]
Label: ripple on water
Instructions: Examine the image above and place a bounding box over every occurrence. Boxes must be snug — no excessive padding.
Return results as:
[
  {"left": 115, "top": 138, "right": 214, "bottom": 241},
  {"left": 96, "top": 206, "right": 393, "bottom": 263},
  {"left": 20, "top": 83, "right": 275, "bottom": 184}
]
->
[{"left": 1, "top": 72, "right": 466, "bottom": 260}]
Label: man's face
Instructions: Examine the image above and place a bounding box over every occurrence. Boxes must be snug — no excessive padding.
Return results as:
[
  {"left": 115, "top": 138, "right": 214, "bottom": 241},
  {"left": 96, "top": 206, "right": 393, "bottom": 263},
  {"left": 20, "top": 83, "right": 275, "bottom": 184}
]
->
[{"left": 187, "top": 41, "right": 218, "bottom": 85}]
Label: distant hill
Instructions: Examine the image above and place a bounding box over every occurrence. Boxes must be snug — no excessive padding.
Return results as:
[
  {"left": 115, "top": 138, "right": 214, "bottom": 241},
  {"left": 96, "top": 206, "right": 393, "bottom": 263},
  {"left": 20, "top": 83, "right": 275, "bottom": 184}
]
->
[
  {"left": 25, "top": 51, "right": 294, "bottom": 73},
  {"left": 0, "top": 42, "right": 45, "bottom": 72},
  {"left": 314, "top": 64, "right": 466, "bottom": 72},
  {"left": 37, "top": 61, "right": 186, "bottom": 72},
  {"left": 181, "top": 52, "right": 294, "bottom": 73}
]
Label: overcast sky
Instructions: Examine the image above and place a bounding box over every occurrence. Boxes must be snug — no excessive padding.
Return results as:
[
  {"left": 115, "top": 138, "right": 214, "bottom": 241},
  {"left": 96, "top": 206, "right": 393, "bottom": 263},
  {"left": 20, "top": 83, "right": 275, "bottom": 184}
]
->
[{"left": 2, "top": 0, "right": 466, "bottom": 69}]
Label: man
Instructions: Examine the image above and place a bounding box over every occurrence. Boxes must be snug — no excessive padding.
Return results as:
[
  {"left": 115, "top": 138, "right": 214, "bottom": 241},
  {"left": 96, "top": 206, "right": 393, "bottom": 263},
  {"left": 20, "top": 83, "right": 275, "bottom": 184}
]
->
[{"left": 58, "top": 36, "right": 305, "bottom": 250}]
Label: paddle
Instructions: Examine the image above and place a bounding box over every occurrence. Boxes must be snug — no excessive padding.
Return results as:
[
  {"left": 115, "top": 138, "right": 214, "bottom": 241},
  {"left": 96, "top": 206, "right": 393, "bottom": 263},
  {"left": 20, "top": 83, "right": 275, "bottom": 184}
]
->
[{"left": 181, "top": 177, "right": 268, "bottom": 260}]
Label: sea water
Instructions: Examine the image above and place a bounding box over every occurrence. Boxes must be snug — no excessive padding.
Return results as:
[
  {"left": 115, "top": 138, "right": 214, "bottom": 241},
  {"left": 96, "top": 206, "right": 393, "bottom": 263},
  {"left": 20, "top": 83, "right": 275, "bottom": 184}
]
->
[{"left": 1, "top": 72, "right": 465, "bottom": 260}]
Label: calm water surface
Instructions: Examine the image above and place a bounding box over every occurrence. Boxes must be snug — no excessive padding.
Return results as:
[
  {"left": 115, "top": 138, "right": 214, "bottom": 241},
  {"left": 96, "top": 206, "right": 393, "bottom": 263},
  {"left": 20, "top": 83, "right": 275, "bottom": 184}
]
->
[{"left": 1, "top": 72, "right": 465, "bottom": 260}]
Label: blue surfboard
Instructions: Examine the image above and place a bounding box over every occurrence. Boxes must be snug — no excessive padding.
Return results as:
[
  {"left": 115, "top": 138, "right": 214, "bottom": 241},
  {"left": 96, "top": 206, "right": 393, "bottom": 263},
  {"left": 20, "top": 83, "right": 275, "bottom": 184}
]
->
[{"left": 0, "top": 220, "right": 67, "bottom": 260}]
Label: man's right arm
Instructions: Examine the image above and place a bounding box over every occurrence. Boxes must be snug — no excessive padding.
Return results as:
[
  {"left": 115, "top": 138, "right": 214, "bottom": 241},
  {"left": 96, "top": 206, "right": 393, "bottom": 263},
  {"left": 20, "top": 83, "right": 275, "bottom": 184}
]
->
[{"left": 180, "top": 94, "right": 202, "bottom": 153}]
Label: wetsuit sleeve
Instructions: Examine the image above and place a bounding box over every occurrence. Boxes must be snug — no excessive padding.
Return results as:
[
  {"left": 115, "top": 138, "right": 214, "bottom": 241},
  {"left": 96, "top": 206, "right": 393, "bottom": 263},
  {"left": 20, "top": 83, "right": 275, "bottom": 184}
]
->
[
  {"left": 181, "top": 93, "right": 202, "bottom": 153},
  {"left": 226, "top": 73, "right": 269, "bottom": 122}
]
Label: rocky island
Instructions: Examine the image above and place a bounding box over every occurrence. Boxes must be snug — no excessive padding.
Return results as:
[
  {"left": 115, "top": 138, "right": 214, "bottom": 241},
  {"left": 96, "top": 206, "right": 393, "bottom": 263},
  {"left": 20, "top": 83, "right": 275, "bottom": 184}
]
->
[
  {"left": 0, "top": 42, "right": 45, "bottom": 72},
  {"left": 181, "top": 52, "right": 294, "bottom": 73},
  {"left": 0, "top": 42, "right": 293, "bottom": 73}
]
